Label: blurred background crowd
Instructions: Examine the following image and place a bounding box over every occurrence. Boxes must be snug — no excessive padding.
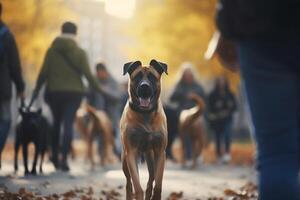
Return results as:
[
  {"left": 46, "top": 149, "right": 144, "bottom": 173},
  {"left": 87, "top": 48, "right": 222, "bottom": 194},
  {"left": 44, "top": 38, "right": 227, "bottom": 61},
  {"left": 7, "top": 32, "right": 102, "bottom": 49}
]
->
[{"left": 0, "top": 0, "right": 253, "bottom": 172}]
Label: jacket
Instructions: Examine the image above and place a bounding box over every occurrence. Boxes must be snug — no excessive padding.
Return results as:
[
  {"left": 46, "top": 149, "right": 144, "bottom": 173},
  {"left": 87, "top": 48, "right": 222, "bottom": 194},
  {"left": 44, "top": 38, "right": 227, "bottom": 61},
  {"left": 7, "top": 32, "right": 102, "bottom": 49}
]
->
[
  {"left": 0, "top": 21, "right": 25, "bottom": 101},
  {"left": 170, "top": 81, "right": 206, "bottom": 111},
  {"left": 216, "top": 0, "right": 300, "bottom": 40},
  {"left": 207, "top": 88, "right": 236, "bottom": 132},
  {"left": 35, "top": 35, "right": 100, "bottom": 96}
]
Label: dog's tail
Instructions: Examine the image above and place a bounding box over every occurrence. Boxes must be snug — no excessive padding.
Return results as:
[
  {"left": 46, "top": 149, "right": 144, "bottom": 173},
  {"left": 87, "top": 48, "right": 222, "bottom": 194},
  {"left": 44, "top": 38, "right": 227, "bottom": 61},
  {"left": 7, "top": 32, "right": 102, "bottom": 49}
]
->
[{"left": 179, "top": 94, "right": 205, "bottom": 126}]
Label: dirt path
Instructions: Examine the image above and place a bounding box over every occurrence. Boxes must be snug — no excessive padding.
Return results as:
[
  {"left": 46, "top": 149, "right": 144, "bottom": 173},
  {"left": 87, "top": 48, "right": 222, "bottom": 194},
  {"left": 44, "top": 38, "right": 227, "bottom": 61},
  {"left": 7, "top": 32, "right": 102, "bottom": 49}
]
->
[{"left": 0, "top": 159, "right": 256, "bottom": 199}]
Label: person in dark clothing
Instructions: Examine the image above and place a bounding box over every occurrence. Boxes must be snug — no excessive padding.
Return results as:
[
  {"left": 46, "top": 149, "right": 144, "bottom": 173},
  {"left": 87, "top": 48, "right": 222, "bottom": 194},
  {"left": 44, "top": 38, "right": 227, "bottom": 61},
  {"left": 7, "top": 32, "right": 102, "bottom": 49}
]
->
[
  {"left": 170, "top": 63, "right": 205, "bottom": 111},
  {"left": 163, "top": 104, "right": 179, "bottom": 160},
  {"left": 88, "top": 63, "right": 122, "bottom": 156},
  {"left": 0, "top": 2, "right": 25, "bottom": 168},
  {"left": 209, "top": 1, "right": 300, "bottom": 199},
  {"left": 32, "top": 22, "right": 107, "bottom": 171},
  {"left": 120, "top": 81, "right": 129, "bottom": 112},
  {"left": 169, "top": 62, "right": 206, "bottom": 160},
  {"left": 207, "top": 76, "right": 236, "bottom": 163}
]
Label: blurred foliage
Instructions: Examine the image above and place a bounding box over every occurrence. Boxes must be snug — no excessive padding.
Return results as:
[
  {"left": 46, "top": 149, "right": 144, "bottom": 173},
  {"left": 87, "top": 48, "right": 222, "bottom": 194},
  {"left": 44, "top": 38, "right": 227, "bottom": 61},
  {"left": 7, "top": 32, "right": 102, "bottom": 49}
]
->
[
  {"left": 126, "top": 0, "right": 240, "bottom": 91},
  {"left": 2, "top": 0, "right": 74, "bottom": 86}
]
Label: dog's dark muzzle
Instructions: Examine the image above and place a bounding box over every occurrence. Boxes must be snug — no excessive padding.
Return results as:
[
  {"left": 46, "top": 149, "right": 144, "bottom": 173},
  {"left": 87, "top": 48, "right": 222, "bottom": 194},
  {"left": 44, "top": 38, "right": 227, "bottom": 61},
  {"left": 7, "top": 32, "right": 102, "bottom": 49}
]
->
[
  {"left": 137, "top": 81, "right": 153, "bottom": 99},
  {"left": 137, "top": 81, "right": 153, "bottom": 108}
]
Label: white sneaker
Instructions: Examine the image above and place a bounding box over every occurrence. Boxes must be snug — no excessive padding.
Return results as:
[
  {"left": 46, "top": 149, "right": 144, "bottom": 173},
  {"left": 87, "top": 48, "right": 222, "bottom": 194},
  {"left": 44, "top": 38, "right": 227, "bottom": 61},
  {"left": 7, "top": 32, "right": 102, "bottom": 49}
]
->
[{"left": 222, "top": 153, "right": 231, "bottom": 164}]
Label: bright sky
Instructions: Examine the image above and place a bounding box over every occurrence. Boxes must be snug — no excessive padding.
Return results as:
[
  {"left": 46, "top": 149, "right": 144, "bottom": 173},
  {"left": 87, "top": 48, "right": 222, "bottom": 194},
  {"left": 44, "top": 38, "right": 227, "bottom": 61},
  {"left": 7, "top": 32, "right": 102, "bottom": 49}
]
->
[{"left": 94, "top": 0, "right": 136, "bottom": 19}]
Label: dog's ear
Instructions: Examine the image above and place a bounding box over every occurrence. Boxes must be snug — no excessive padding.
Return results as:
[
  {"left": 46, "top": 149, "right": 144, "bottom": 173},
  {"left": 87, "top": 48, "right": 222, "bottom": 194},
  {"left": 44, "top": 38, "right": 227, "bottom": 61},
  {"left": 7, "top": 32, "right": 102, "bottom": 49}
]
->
[
  {"left": 123, "top": 61, "right": 142, "bottom": 75},
  {"left": 150, "top": 59, "right": 168, "bottom": 75}
]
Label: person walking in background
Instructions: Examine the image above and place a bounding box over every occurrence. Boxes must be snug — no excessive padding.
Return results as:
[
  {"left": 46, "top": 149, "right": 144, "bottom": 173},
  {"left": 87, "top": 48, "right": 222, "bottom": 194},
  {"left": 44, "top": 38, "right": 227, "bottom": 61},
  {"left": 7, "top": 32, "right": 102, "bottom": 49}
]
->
[
  {"left": 31, "top": 22, "right": 108, "bottom": 171},
  {"left": 169, "top": 62, "right": 206, "bottom": 160},
  {"left": 0, "top": 2, "right": 25, "bottom": 168},
  {"left": 88, "top": 63, "right": 122, "bottom": 156},
  {"left": 207, "top": 75, "right": 236, "bottom": 164},
  {"left": 120, "top": 81, "right": 129, "bottom": 112},
  {"left": 206, "top": 1, "right": 300, "bottom": 199},
  {"left": 170, "top": 62, "right": 205, "bottom": 111}
]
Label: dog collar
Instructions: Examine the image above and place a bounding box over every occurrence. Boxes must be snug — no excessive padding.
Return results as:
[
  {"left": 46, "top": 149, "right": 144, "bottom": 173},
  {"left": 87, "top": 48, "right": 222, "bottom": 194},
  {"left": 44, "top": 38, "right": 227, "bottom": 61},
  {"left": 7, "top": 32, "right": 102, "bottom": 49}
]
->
[{"left": 129, "top": 101, "right": 158, "bottom": 114}]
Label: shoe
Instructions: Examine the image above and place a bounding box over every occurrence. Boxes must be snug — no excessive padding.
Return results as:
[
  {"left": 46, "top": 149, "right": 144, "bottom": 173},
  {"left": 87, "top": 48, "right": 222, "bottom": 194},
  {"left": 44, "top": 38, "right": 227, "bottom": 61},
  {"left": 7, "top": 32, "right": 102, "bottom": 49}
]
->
[
  {"left": 60, "top": 162, "right": 70, "bottom": 172},
  {"left": 222, "top": 153, "right": 231, "bottom": 164},
  {"left": 50, "top": 157, "right": 59, "bottom": 170}
]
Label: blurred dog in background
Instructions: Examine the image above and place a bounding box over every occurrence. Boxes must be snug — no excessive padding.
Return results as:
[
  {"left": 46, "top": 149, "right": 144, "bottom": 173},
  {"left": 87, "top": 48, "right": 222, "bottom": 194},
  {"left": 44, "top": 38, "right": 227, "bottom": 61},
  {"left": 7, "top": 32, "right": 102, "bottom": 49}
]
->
[
  {"left": 75, "top": 104, "right": 118, "bottom": 169},
  {"left": 179, "top": 93, "right": 207, "bottom": 169}
]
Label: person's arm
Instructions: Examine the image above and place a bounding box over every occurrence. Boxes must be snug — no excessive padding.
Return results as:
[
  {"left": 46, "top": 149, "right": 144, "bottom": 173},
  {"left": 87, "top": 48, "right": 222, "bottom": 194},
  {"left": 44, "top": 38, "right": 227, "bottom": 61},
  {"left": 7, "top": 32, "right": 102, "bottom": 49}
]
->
[
  {"left": 30, "top": 49, "right": 51, "bottom": 105},
  {"left": 78, "top": 50, "right": 117, "bottom": 100},
  {"left": 207, "top": 93, "right": 218, "bottom": 120},
  {"left": 106, "top": 77, "right": 122, "bottom": 102},
  {"left": 194, "top": 83, "right": 207, "bottom": 102},
  {"left": 170, "top": 84, "right": 185, "bottom": 103},
  {"left": 7, "top": 33, "right": 25, "bottom": 98},
  {"left": 229, "top": 92, "right": 237, "bottom": 113}
]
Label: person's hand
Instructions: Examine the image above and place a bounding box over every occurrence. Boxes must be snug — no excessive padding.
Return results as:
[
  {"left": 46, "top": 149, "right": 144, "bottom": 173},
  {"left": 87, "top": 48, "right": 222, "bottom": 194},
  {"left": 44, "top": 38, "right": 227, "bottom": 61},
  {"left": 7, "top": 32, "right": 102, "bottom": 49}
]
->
[
  {"left": 216, "top": 37, "right": 239, "bottom": 72},
  {"left": 205, "top": 31, "right": 239, "bottom": 72}
]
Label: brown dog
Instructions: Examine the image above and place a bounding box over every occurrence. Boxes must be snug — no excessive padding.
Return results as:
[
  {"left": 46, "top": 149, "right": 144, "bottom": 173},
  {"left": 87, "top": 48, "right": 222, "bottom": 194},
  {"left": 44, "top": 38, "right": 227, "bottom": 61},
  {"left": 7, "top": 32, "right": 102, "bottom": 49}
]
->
[
  {"left": 179, "top": 93, "right": 207, "bottom": 169},
  {"left": 75, "top": 104, "right": 117, "bottom": 168},
  {"left": 120, "top": 60, "right": 168, "bottom": 200}
]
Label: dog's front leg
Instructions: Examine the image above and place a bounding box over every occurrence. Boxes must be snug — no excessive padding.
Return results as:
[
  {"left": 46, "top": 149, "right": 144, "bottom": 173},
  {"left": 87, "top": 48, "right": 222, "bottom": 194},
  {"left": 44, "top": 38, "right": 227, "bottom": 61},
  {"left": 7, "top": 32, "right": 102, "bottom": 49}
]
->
[
  {"left": 145, "top": 151, "right": 155, "bottom": 200},
  {"left": 126, "top": 150, "right": 144, "bottom": 200},
  {"left": 22, "top": 144, "right": 29, "bottom": 175},
  {"left": 31, "top": 143, "right": 39, "bottom": 175},
  {"left": 152, "top": 151, "right": 166, "bottom": 200},
  {"left": 14, "top": 138, "right": 21, "bottom": 173},
  {"left": 122, "top": 155, "right": 133, "bottom": 200}
]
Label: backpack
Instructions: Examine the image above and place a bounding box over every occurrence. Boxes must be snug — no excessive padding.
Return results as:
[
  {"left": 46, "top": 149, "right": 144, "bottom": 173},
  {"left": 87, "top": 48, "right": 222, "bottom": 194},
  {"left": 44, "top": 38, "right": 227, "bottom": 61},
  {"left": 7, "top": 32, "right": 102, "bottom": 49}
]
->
[{"left": 0, "top": 26, "right": 9, "bottom": 61}]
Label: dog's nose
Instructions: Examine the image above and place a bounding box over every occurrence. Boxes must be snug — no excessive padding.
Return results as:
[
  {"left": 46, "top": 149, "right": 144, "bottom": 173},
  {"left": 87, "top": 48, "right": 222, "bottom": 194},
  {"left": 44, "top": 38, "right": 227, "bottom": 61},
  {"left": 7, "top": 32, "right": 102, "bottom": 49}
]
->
[{"left": 137, "top": 81, "right": 153, "bottom": 98}]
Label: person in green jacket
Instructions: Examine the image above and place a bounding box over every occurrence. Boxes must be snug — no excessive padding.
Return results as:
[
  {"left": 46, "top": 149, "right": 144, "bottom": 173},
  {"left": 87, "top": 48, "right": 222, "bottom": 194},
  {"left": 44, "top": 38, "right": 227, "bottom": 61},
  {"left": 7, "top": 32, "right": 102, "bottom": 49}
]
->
[{"left": 32, "top": 22, "right": 106, "bottom": 171}]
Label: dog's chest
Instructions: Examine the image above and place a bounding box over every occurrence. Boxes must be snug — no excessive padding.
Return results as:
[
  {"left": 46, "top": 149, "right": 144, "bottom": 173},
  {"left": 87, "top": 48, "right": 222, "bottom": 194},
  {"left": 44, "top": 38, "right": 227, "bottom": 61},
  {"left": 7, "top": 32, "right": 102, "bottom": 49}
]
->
[{"left": 128, "top": 127, "right": 163, "bottom": 152}]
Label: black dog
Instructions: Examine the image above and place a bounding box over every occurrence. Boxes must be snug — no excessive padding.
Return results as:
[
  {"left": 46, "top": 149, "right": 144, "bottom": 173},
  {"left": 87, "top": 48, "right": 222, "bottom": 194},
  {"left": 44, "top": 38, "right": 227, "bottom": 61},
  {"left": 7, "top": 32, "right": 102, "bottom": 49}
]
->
[{"left": 14, "top": 107, "right": 50, "bottom": 175}]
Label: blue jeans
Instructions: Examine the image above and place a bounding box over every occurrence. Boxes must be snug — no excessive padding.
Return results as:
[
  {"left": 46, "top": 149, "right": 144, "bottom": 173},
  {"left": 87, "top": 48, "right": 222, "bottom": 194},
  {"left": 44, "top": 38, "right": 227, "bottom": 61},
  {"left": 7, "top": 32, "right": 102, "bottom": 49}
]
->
[
  {"left": 239, "top": 40, "right": 300, "bottom": 200},
  {"left": 47, "top": 92, "right": 82, "bottom": 164},
  {"left": 0, "top": 100, "right": 11, "bottom": 153}
]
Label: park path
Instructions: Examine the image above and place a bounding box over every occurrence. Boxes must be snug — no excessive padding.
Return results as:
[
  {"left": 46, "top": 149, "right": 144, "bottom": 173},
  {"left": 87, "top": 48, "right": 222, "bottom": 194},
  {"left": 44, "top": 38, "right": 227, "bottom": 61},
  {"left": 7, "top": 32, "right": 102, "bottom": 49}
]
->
[{"left": 0, "top": 159, "right": 256, "bottom": 199}]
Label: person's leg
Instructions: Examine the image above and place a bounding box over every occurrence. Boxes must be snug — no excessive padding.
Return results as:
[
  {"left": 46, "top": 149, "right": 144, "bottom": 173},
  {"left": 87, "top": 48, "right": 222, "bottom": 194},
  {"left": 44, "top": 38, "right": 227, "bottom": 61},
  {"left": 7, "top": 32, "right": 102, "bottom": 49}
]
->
[
  {"left": 0, "top": 100, "right": 11, "bottom": 167},
  {"left": 224, "top": 118, "right": 233, "bottom": 154},
  {"left": 184, "top": 133, "right": 192, "bottom": 160},
  {"left": 47, "top": 99, "right": 63, "bottom": 169},
  {"left": 239, "top": 41, "right": 300, "bottom": 200},
  {"left": 214, "top": 130, "right": 222, "bottom": 160},
  {"left": 97, "top": 134, "right": 105, "bottom": 164},
  {"left": 110, "top": 109, "right": 122, "bottom": 158},
  {"left": 61, "top": 95, "right": 82, "bottom": 170},
  {"left": 222, "top": 118, "right": 233, "bottom": 163}
]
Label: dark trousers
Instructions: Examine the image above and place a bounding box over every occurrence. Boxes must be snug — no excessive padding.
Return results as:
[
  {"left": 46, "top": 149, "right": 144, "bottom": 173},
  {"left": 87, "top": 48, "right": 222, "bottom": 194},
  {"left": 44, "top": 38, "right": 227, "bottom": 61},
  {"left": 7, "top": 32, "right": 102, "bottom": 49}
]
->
[
  {"left": 46, "top": 91, "right": 82, "bottom": 164},
  {"left": 214, "top": 118, "right": 233, "bottom": 157},
  {"left": 0, "top": 100, "right": 11, "bottom": 156},
  {"left": 239, "top": 40, "right": 300, "bottom": 200}
]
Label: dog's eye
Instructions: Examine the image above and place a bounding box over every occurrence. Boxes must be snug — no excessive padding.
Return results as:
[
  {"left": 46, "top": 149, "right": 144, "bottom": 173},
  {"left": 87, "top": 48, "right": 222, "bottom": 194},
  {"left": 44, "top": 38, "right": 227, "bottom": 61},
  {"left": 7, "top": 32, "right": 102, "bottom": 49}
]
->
[
  {"left": 148, "top": 74, "right": 157, "bottom": 84},
  {"left": 134, "top": 72, "right": 143, "bottom": 82}
]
